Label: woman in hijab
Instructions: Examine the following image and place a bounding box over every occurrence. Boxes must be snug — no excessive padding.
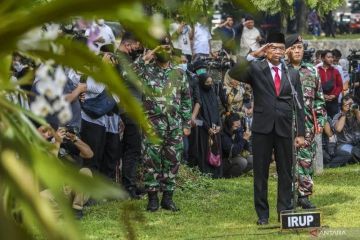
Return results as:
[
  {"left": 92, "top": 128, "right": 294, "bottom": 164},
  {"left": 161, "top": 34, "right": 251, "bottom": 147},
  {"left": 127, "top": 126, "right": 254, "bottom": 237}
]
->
[
  {"left": 195, "top": 73, "right": 223, "bottom": 178},
  {"left": 221, "top": 112, "right": 253, "bottom": 178}
]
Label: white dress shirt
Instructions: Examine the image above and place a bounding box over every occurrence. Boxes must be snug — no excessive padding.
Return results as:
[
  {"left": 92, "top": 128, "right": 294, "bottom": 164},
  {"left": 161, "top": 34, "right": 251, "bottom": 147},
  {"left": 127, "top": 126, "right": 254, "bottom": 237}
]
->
[
  {"left": 193, "top": 23, "right": 212, "bottom": 55},
  {"left": 267, "top": 61, "right": 282, "bottom": 82}
]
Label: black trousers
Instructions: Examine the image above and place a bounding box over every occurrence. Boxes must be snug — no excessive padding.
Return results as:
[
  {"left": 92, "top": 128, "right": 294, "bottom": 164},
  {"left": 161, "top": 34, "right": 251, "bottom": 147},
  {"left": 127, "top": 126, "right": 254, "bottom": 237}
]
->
[
  {"left": 80, "top": 120, "right": 106, "bottom": 171},
  {"left": 120, "top": 114, "right": 141, "bottom": 190},
  {"left": 325, "top": 99, "right": 339, "bottom": 119},
  {"left": 102, "top": 132, "right": 121, "bottom": 180},
  {"left": 80, "top": 120, "right": 120, "bottom": 180},
  {"left": 252, "top": 129, "right": 293, "bottom": 219}
]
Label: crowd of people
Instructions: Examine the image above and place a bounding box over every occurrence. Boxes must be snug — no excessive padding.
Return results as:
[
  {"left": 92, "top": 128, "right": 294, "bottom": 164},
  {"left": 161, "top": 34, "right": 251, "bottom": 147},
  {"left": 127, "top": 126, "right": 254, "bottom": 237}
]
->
[{"left": 9, "top": 13, "right": 360, "bottom": 223}]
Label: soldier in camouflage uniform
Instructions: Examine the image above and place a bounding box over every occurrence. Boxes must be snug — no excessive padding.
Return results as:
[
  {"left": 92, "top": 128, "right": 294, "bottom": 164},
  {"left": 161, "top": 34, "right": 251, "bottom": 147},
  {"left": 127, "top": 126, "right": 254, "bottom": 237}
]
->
[
  {"left": 285, "top": 35, "right": 327, "bottom": 209},
  {"left": 134, "top": 38, "right": 192, "bottom": 212}
]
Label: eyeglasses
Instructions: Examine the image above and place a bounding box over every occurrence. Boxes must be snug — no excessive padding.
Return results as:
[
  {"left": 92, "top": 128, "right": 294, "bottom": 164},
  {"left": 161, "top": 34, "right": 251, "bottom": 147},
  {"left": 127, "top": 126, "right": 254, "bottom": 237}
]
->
[{"left": 269, "top": 46, "right": 285, "bottom": 52}]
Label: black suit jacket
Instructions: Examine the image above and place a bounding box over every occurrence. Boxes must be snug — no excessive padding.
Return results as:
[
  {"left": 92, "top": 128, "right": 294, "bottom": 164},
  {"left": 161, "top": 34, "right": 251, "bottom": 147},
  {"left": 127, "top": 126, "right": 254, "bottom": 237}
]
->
[{"left": 229, "top": 60, "right": 305, "bottom": 138}]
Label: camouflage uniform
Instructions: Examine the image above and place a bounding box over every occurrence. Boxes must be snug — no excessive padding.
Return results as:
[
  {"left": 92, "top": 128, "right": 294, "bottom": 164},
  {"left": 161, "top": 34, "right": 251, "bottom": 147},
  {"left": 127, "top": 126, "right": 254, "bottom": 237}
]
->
[
  {"left": 134, "top": 59, "right": 192, "bottom": 192},
  {"left": 295, "top": 62, "right": 327, "bottom": 197}
]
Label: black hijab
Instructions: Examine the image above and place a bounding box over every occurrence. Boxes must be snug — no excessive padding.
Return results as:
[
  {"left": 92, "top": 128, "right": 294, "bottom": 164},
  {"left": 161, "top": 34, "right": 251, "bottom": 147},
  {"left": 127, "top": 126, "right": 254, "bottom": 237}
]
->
[
  {"left": 198, "top": 73, "right": 220, "bottom": 128},
  {"left": 223, "top": 112, "right": 241, "bottom": 136}
]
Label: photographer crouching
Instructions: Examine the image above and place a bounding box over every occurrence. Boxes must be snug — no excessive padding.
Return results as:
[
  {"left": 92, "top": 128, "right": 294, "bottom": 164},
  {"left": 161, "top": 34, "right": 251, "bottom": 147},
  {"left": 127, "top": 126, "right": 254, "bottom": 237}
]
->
[
  {"left": 39, "top": 124, "right": 94, "bottom": 220},
  {"left": 332, "top": 94, "right": 360, "bottom": 165}
]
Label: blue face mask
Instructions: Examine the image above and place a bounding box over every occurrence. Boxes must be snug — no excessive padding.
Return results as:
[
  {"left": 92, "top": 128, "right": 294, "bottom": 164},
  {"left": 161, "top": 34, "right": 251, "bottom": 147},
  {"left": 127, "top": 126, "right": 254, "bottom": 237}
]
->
[
  {"left": 179, "top": 63, "right": 187, "bottom": 71},
  {"left": 196, "top": 68, "right": 207, "bottom": 75}
]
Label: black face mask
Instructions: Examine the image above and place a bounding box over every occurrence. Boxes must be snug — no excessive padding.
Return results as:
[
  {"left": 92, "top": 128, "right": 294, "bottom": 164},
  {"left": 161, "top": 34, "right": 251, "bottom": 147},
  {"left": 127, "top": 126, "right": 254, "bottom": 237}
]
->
[
  {"left": 233, "top": 128, "right": 241, "bottom": 133},
  {"left": 155, "top": 51, "right": 171, "bottom": 63},
  {"left": 201, "top": 84, "right": 212, "bottom": 91},
  {"left": 129, "top": 50, "right": 142, "bottom": 61}
]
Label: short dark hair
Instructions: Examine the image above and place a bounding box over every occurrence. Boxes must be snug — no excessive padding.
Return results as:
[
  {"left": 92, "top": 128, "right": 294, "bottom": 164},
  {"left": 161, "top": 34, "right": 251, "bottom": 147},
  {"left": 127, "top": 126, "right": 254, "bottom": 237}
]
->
[
  {"left": 224, "top": 112, "right": 241, "bottom": 135},
  {"left": 332, "top": 49, "right": 342, "bottom": 58},
  {"left": 315, "top": 50, "right": 323, "bottom": 58},
  {"left": 341, "top": 94, "right": 353, "bottom": 106},
  {"left": 321, "top": 49, "right": 332, "bottom": 58},
  {"left": 121, "top": 32, "right": 137, "bottom": 45}
]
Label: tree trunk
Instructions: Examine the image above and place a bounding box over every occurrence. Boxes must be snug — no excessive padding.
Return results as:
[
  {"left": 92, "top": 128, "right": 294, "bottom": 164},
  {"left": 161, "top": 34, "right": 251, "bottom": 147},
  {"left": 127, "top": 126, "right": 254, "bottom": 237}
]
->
[
  {"left": 281, "top": 13, "right": 288, "bottom": 33},
  {"left": 297, "top": 0, "right": 308, "bottom": 35}
]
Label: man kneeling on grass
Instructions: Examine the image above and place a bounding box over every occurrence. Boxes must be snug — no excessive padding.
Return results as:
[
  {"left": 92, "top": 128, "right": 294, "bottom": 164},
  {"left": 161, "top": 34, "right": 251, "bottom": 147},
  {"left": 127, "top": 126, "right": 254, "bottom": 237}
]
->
[{"left": 37, "top": 124, "right": 94, "bottom": 220}]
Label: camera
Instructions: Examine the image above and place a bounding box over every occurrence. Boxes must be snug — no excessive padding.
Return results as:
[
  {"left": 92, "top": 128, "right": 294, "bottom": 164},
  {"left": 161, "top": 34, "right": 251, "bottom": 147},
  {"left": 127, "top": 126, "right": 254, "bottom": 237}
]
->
[
  {"left": 302, "top": 42, "right": 315, "bottom": 63},
  {"left": 65, "top": 125, "right": 79, "bottom": 135},
  {"left": 347, "top": 49, "right": 360, "bottom": 102},
  {"left": 351, "top": 103, "right": 359, "bottom": 111}
]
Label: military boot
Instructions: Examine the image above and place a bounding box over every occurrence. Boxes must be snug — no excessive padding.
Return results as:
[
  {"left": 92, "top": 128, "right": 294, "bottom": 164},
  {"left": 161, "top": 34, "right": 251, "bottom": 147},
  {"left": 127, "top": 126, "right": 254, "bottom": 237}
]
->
[
  {"left": 298, "top": 196, "right": 316, "bottom": 209},
  {"left": 146, "top": 192, "right": 159, "bottom": 212},
  {"left": 161, "top": 191, "right": 180, "bottom": 212}
]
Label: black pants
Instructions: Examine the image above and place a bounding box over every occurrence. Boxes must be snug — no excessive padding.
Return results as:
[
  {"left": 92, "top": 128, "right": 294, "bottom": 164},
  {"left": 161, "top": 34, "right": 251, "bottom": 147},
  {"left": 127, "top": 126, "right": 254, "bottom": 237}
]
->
[
  {"left": 325, "top": 99, "right": 339, "bottom": 119},
  {"left": 102, "top": 132, "right": 121, "bottom": 180},
  {"left": 185, "top": 54, "right": 192, "bottom": 64},
  {"left": 223, "top": 155, "right": 253, "bottom": 178},
  {"left": 80, "top": 120, "right": 106, "bottom": 171},
  {"left": 120, "top": 114, "right": 141, "bottom": 190},
  {"left": 252, "top": 130, "right": 293, "bottom": 219}
]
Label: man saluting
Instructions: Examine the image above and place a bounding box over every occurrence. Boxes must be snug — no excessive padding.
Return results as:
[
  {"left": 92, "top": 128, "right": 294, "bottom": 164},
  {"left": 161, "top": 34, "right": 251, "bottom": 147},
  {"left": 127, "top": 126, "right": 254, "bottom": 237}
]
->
[{"left": 229, "top": 32, "right": 305, "bottom": 225}]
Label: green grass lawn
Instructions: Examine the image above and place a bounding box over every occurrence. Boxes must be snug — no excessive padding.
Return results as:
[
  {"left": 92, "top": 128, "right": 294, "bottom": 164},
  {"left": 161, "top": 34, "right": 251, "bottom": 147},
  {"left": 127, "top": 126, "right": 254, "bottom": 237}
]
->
[{"left": 80, "top": 164, "right": 360, "bottom": 240}]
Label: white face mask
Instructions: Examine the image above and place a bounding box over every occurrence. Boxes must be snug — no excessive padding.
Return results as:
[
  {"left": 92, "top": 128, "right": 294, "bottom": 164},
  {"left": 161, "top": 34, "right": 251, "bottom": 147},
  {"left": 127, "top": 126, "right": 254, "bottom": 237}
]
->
[
  {"left": 179, "top": 63, "right": 187, "bottom": 71},
  {"left": 13, "top": 61, "right": 26, "bottom": 73}
]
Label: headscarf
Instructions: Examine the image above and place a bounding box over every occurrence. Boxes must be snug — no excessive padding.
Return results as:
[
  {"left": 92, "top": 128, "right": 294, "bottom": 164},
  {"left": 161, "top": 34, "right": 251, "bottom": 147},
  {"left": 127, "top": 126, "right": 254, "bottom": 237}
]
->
[{"left": 198, "top": 73, "right": 220, "bottom": 128}]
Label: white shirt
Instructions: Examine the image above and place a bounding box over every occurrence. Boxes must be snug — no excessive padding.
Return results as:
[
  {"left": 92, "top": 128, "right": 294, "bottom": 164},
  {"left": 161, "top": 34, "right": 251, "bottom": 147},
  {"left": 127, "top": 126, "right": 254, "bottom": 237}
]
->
[
  {"left": 81, "top": 76, "right": 107, "bottom": 126},
  {"left": 193, "top": 23, "right": 212, "bottom": 55},
  {"left": 169, "top": 22, "right": 192, "bottom": 55},
  {"left": 239, "top": 27, "right": 261, "bottom": 56},
  {"left": 105, "top": 114, "right": 120, "bottom": 133},
  {"left": 267, "top": 61, "right": 282, "bottom": 82}
]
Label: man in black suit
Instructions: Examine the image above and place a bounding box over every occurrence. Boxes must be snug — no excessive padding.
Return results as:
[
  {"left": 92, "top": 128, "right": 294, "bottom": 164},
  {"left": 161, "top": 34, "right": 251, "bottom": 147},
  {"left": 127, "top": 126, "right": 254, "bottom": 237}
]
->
[{"left": 229, "top": 32, "right": 305, "bottom": 225}]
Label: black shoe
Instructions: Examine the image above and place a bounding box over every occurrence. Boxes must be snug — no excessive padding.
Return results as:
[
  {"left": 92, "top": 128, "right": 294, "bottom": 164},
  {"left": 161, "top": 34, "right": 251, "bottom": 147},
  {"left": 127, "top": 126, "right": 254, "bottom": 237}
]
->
[
  {"left": 146, "top": 192, "right": 159, "bottom": 212},
  {"left": 161, "top": 191, "right": 180, "bottom": 212},
  {"left": 84, "top": 198, "right": 97, "bottom": 207},
  {"left": 136, "top": 187, "right": 146, "bottom": 196},
  {"left": 256, "top": 218, "right": 269, "bottom": 225},
  {"left": 74, "top": 209, "right": 84, "bottom": 220},
  {"left": 127, "top": 187, "right": 141, "bottom": 200},
  {"left": 298, "top": 196, "right": 316, "bottom": 209}
]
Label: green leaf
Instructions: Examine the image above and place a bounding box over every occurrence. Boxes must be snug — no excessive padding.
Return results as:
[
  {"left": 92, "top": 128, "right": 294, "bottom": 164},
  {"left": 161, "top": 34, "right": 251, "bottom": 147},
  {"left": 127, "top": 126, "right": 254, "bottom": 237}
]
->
[{"left": 0, "top": 150, "right": 80, "bottom": 240}]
